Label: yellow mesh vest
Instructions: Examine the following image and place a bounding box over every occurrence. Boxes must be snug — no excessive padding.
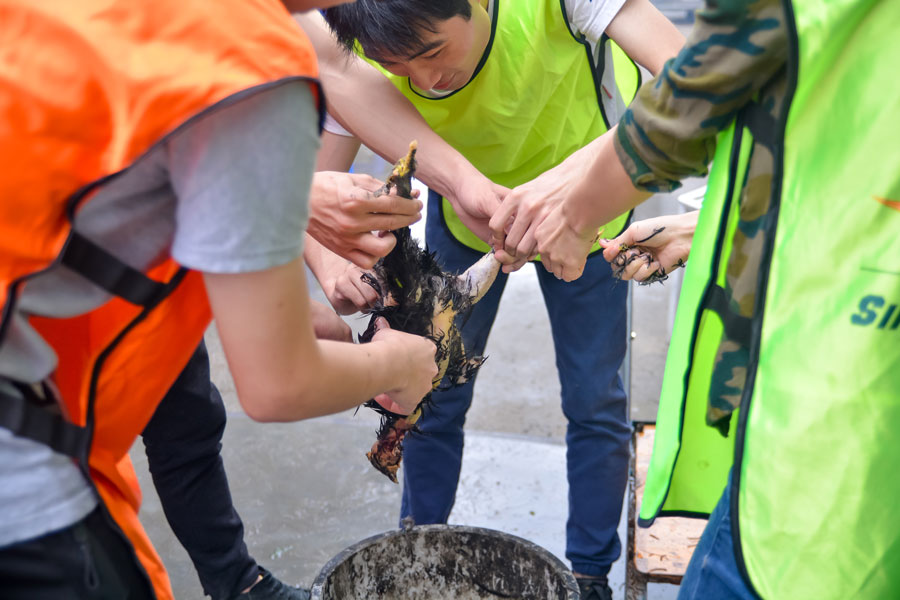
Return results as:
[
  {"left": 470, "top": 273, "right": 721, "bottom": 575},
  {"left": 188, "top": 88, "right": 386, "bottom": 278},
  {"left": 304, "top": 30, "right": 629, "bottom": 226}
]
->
[
  {"left": 366, "top": 0, "right": 639, "bottom": 251},
  {"left": 643, "top": 0, "right": 900, "bottom": 596}
]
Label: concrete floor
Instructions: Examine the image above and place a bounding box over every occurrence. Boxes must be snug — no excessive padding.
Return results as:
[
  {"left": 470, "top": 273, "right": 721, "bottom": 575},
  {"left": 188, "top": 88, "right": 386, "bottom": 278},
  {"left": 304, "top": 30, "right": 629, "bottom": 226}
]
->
[{"left": 131, "top": 149, "right": 705, "bottom": 598}]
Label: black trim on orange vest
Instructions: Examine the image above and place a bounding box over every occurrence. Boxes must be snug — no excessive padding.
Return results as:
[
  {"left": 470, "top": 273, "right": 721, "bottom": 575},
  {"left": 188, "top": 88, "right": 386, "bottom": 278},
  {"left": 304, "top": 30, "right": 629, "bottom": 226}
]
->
[
  {"left": 0, "top": 76, "right": 325, "bottom": 351},
  {"left": 0, "top": 384, "right": 89, "bottom": 458},
  {"left": 0, "top": 72, "right": 325, "bottom": 600},
  {"left": 54, "top": 79, "right": 326, "bottom": 598},
  {"left": 76, "top": 265, "right": 190, "bottom": 600},
  {"left": 60, "top": 232, "right": 169, "bottom": 308}
]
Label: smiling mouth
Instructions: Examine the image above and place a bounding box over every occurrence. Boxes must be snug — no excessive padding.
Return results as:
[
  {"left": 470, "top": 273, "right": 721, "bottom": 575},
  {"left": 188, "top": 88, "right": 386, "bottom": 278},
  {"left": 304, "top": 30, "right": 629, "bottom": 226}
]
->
[{"left": 433, "top": 77, "right": 454, "bottom": 91}]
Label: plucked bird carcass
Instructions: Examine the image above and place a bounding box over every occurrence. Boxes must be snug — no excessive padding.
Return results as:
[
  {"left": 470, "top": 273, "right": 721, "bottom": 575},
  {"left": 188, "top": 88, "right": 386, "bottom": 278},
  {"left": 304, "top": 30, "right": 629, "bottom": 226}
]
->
[{"left": 358, "top": 141, "right": 500, "bottom": 482}]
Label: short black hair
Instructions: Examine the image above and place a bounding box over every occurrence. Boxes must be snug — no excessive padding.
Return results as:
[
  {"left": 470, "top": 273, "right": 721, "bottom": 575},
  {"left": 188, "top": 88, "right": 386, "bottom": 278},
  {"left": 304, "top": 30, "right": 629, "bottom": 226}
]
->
[{"left": 324, "top": 0, "right": 472, "bottom": 62}]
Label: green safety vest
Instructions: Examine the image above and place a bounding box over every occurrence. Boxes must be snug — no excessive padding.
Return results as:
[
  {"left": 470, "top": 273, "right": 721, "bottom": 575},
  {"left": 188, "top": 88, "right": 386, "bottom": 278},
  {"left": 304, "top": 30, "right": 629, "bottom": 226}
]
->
[
  {"left": 367, "top": 0, "right": 640, "bottom": 251},
  {"left": 642, "top": 0, "right": 900, "bottom": 597}
]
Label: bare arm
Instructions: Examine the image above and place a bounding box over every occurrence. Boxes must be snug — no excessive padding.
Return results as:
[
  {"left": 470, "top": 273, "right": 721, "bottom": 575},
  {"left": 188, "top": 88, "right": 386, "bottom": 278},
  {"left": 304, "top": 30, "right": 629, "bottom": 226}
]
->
[
  {"left": 316, "top": 130, "right": 362, "bottom": 172},
  {"left": 204, "top": 257, "right": 437, "bottom": 421},
  {"left": 295, "top": 11, "right": 507, "bottom": 243},
  {"left": 605, "top": 0, "right": 684, "bottom": 76},
  {"left": 490, "top": 127, "right": 652, "bottom": 279},
  {"left": 304, "top": 235, "right": 378, "bottom": 314},
  {"left": 517, "top": 0, "right": 783, "bottom": 280},
  {"left": 531, "top": 128, "right": 651, "bottom": 280},
  {"left": 308, "top": 296, "right": 353, "bottom": 340},
  {"left": 487, "top": 0, "right": 682, "bottom": 270}
]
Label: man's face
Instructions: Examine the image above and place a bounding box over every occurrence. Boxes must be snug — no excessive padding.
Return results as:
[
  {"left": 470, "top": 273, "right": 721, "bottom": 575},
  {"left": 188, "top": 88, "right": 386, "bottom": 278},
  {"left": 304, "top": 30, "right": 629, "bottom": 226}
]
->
[{"left": 371, "top": 1, "right": 491, "bottom": 93}]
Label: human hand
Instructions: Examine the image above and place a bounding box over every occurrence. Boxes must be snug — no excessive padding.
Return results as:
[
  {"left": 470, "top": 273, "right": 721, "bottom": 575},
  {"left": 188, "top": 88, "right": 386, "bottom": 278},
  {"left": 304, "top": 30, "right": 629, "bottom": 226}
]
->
[
  {"left": 309, "top": 299, "right": 352, "bottom": 341},
  {"left": 320, "top": 261, "right": 379, "bottom": 315},
  {"left": 528, "top": 202, "right": 600, "bottom": 281},
  {"left": 600, "top": 212, "right": 697, "bottom": 283},
  {"left": 307, "top": 171, "right": 423, "bottom": 268},
  {"left": 444, "top": 174, "right": 509, "bottom": 245},
  {"left": 489, "top": 143, "right": 594, "bottom": 273},
  {"left": 369, "top": 318, "right": 437, "bottom": 415}
]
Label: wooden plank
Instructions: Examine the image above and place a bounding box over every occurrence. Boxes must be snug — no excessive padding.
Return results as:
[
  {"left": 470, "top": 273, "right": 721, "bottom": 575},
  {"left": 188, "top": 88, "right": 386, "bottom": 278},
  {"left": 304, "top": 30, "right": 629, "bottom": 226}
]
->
[{"left": 633, "top": 425, "right": 706, "bottom": 581}]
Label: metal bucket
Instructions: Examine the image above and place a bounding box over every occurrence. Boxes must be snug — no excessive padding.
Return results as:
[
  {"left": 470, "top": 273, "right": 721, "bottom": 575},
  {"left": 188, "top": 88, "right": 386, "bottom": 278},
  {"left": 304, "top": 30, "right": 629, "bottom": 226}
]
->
[{"left": 311, "top": 524, "right": 580, "bottom": 599}]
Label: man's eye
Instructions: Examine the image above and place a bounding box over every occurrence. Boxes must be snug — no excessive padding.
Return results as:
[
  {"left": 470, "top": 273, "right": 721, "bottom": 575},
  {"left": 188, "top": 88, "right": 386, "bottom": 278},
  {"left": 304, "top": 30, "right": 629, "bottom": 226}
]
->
[{"left": 423, "top": 49, "right": 443, "bottom": 60}]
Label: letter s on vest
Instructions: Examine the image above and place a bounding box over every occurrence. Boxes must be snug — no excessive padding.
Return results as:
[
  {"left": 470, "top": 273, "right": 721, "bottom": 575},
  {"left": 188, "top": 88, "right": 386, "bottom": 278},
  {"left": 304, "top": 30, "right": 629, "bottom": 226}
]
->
[{"left": 851, "top": 295, "right": 900, "bottom": 330}]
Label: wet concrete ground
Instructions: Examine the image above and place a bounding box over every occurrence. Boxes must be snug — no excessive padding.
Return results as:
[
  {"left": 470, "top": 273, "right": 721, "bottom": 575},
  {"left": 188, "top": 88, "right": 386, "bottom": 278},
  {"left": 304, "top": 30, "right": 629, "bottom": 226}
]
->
[{"left": 131, "top": 171, "right": 702, "bottom": 599}]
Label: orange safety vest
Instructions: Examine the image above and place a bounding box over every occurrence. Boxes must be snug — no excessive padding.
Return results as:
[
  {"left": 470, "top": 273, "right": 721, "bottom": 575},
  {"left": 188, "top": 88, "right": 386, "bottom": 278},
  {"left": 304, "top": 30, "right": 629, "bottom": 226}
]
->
[{"left": 0, "top": 1, "right": 322, "bottom": 598}]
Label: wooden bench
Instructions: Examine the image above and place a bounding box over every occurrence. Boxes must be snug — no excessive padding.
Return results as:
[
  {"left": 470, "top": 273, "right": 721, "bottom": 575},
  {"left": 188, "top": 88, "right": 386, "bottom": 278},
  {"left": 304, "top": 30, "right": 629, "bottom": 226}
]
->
[{"left": 625, "top": 423, "right": 706, "bottom": 599}]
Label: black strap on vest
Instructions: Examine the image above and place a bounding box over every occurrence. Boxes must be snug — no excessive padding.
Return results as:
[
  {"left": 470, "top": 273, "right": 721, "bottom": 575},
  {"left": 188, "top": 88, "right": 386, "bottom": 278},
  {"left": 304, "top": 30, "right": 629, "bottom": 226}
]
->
[
  {"left": 705, "top": 284, "right": 753, "bottom": 348},
  {"left": 59, "top": 231, "right": 168, "bottom": 307},
  {"left": 1, "top": 232, "right": 173, "bottom": 457},
  {"left": 0, "top": 383, "right": 89, "bottom": 459}
]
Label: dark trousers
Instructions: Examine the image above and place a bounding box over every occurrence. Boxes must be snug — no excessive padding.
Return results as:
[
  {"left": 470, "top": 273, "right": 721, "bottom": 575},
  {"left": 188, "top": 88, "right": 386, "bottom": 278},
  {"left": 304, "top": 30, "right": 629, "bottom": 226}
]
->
[
  {"left": 141, "top": 340, "right": 258, "bottom": 600},
  {"left": 0, "top": 507, "right": 155, "bottom": 600},
  {"left": 400, "top": 191, "right": 632, "bottom": 578}
]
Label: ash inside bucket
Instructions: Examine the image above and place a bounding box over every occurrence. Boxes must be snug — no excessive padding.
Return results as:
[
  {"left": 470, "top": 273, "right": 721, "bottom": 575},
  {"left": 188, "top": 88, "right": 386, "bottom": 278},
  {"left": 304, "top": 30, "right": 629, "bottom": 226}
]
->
[{"left": 313, "top": 525, "right": 578, "bottom": 600}]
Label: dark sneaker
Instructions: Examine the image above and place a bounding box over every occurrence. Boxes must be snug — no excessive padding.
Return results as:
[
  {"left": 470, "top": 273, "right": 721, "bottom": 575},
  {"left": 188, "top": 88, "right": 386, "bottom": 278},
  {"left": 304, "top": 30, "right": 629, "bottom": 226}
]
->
[
  {"left": 577, "top": 576, "right": 613, "bottom": 600},
  {"left": 236, "top": 567, "right": 310, "bottom": 600}
]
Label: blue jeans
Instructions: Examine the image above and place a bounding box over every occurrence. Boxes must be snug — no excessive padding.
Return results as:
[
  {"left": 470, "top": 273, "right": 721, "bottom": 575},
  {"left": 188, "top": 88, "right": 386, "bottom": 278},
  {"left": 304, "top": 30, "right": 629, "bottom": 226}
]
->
[
  {"left": 399, "top": 191, "right": 632, "bottom": 577},
  {"left": 678, "top": 473, "right": 760, "bottom": 600}
]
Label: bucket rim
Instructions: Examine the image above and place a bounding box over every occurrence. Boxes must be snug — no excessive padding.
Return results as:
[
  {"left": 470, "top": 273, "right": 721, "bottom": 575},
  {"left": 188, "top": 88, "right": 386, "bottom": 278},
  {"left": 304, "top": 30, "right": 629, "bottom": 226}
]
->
[{"left": 310, "top": 523, "right": 579, "bottom": 599}]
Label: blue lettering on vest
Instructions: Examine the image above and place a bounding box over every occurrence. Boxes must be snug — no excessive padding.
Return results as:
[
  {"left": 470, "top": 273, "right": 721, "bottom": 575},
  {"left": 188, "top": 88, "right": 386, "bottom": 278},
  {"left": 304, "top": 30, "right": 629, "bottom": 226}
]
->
[{"left": 851, "top": 295, "right": 900, "bottom": 329}]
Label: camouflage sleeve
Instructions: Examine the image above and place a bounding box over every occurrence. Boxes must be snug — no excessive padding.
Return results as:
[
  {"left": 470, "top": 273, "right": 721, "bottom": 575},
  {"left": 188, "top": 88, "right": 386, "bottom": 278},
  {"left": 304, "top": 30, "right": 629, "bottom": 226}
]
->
[{"left": 614, "top": 0, "right": 788, "bottom": 192}]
